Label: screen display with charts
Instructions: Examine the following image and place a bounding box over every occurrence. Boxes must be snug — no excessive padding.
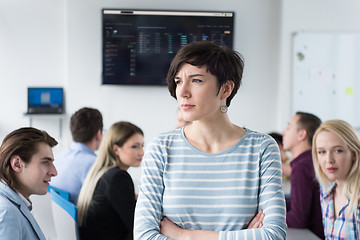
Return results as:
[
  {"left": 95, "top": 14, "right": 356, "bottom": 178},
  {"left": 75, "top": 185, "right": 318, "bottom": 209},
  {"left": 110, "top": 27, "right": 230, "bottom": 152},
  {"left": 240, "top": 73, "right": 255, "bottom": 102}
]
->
[{"left": 102, "top": 9, "right": 234, "bottom": 85}]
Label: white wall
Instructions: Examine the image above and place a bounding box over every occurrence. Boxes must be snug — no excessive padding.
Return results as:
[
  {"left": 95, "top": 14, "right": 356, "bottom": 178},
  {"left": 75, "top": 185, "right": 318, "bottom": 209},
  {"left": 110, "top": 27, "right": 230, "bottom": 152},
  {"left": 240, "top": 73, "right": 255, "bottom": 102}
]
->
[
  {"left": 278, "top": 0, "right": 360, "bottom": 130},
  {"left": 0, "top": 0, "right": 66, "bottom": 142}
]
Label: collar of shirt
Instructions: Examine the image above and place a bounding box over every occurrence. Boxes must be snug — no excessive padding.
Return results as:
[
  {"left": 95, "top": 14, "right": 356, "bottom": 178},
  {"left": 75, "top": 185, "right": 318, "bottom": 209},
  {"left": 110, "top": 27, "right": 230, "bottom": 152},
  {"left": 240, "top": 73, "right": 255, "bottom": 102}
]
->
[
  {"left": 290, "top": 149, "right": 312, "bottom": 167},
  {"left": 0, "top": 180, "right": 32, "bottom": 210},
  {"left": 322, "top": 182, "right": 337, "bottom": 199},
  {"left": 17, "top": 191, "right": 32, "bottom": 211},
  {"left": 70, "top": 142, "right": 96, "bottom": 155}
]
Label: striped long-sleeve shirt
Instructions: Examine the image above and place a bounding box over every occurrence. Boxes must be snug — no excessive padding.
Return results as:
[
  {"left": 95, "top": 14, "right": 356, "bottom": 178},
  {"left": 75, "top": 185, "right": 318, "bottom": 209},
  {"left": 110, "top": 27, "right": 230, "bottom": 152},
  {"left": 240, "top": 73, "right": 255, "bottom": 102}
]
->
[{"left": 134, "top": 128, "right": 287, "bottom": 240}]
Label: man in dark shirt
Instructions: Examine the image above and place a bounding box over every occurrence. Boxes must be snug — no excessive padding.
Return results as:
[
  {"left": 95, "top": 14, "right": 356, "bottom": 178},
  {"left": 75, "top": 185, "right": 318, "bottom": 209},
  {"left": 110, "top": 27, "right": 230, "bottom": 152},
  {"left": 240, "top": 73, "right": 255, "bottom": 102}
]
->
[{"left": 282, "top": 112, "right": 324, "bottom": 239}]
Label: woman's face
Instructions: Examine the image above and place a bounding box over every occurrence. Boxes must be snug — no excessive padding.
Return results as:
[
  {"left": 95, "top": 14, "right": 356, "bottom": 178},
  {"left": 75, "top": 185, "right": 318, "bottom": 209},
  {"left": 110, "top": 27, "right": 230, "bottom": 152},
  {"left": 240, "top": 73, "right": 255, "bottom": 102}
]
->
[
  {"left": 16, "top": 142, "right": 57, "bottom": 198},
  {"left": 315, "top": 130, "right": 354, "bottom": 184},
  {"left": 174, "top": 63, "right": 225, "bottom": 122},
  {"left": 114, "top": 133, "right": 144, "bottom": 170}
]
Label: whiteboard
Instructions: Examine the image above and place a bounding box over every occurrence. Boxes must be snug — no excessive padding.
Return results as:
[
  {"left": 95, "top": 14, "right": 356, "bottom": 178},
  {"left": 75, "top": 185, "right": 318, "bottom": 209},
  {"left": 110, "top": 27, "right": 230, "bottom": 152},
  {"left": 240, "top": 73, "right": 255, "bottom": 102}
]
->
[{"left": 292, "top": 32, "right": 360, "bottom": 132}]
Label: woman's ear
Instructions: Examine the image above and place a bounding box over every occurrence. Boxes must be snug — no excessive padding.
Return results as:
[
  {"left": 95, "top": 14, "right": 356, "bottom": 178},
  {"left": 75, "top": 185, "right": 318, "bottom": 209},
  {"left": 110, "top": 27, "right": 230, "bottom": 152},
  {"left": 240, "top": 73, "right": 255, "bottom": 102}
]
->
[
  {"left": 221, "top": 80, "right": 234, "bottom": 100},
  {"left": 10, "top": 156, "right": 23, "bottom": 173},
  {"left": 113, "top": 144, "right": 120, "bottom": 157}
]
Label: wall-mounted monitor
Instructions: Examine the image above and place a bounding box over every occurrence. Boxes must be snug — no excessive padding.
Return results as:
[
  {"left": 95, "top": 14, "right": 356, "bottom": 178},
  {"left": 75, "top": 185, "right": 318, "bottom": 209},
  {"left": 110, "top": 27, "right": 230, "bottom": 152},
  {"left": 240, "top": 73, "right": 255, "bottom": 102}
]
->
[{"left": 102, "top": 9, "right": 234, "bottom": 85}]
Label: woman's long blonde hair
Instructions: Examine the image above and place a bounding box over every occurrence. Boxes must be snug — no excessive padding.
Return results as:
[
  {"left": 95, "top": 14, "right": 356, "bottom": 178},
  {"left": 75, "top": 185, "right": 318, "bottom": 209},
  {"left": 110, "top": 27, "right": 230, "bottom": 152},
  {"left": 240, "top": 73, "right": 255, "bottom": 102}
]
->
[
  {"left": 312, "top": 119, "right": 360, "bottom": 218},
  {"left": 77, "top": 121, "right": 143, "bottom": 226}
]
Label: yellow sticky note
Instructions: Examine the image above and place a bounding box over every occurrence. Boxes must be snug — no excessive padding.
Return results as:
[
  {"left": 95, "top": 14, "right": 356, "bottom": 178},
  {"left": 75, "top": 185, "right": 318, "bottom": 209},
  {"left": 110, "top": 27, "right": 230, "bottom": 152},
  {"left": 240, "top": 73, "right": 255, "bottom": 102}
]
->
[{"left": 345, "top": 87, "right": 353, "bottom": 95}]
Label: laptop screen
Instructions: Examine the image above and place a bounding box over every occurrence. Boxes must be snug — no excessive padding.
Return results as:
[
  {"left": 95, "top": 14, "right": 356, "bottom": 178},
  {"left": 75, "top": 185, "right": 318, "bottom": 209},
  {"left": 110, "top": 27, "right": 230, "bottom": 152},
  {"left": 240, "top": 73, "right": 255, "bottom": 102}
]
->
[{"left": 27, "top": 87, "right": 64, "bottom": 114}]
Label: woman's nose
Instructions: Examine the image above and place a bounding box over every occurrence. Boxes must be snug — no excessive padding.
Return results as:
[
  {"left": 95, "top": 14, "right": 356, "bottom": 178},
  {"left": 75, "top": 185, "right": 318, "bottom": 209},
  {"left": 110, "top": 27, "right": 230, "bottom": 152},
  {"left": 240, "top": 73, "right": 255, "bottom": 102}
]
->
[
  {"left": 325, "top": 153, "right": 334, "bottom": 163},
  {"left": 177, "top": 82, "right": 190, "bottom": 98}
]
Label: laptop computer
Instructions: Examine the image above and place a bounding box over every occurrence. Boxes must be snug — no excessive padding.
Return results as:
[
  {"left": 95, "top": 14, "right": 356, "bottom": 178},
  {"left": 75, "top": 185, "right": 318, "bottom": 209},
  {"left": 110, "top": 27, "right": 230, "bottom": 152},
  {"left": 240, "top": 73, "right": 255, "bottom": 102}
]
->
[{"left": 27, "top": 87, "right": 64, "bottom": 114}]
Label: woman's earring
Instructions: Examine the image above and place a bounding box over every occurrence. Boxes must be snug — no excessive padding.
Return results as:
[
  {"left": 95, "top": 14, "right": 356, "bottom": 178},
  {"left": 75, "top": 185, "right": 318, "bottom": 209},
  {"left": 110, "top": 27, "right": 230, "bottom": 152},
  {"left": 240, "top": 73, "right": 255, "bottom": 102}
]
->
[{"left": 220, "top": 105, "right": 228, "bottom": 113}]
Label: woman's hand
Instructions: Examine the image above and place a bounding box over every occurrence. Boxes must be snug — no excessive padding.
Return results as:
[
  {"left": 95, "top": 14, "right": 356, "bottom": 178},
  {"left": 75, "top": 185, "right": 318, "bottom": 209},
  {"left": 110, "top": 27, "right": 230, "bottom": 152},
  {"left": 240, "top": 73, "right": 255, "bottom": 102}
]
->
[
  {"left": 160, "top": 217, "right": 218, "bottom": 240},
  {"left": 160, "top": 217, "right": 185, "bottom": 240},
  {"left": 247, "top": 209, "right": 264, "bottom": 229},
  {"left": 160, "top": 212, "right": 263, "bottom": 240}
]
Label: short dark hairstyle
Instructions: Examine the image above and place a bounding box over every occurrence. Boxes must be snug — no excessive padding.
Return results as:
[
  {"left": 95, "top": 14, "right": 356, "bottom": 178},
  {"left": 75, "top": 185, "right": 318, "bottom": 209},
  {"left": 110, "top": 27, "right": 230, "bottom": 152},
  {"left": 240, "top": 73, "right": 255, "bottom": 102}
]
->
[
  {"left": 167, "top": 41, "right": 244, "bottom": 107},
  {"left": 269, "top": 132, "right": 283, "bottom": 146},
  {"left": 295, "top": 111, "right": 322, "bottom": 146},
  {"left": 70, "top": 107, "right": 103, "bottom": 143},
  {"left": 0, "top": 127, "right": 57, "bottom": 191}
]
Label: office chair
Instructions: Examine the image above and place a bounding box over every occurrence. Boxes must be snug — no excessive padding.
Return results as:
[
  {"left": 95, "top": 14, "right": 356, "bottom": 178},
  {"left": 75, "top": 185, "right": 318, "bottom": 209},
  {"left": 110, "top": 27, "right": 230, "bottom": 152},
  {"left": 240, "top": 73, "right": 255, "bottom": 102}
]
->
[
  {"left": 47, "top": 185, "right": 71, "bottom": 201},
  {"left": 50, "top": 188, "right": 80, "bottom": 240}
]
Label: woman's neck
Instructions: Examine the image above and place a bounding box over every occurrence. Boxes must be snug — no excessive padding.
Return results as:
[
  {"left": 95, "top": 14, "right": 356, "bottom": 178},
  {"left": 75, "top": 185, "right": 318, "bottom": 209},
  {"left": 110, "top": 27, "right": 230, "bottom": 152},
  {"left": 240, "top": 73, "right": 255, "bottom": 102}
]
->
[
  {"left": 184, "top": 118, "right": 245, "bottom": 153},
  {"left": 335, "top": 180, "right": 345, "bottom": 193},
  {"left": 333, "top": 182, "right": 348, "bottom": 219}
]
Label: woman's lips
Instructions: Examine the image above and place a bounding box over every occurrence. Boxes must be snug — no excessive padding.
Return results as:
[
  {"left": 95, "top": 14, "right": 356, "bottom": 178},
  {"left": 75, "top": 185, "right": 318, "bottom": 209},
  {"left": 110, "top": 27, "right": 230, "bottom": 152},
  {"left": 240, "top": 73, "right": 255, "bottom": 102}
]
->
[
  {"left": 327, "top": 167, "right": 337, "bottom": 173},
  {"left": 181, "top": 104, "right": 194, "bottom": 110}
]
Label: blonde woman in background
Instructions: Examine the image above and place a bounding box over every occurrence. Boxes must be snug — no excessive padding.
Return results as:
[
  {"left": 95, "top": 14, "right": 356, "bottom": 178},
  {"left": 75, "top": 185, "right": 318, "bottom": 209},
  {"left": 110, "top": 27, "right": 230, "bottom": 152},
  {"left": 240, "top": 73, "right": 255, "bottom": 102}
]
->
[
  {"left": 77, "top": 121, "right": 144, "bottom": 240},
  {"left": 312, "top": 119, "right": 360, "bottom": 239}
]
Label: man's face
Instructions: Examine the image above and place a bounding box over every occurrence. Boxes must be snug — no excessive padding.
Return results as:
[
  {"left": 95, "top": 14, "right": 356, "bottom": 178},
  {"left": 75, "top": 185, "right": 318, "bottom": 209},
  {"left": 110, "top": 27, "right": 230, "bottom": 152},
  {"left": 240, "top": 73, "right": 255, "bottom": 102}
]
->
[
  {"left": 16, "top": 142, "right": 57, "bottom": 198},
  {"left": 282, "top": 114, "right": 301, "bottom": 152}
]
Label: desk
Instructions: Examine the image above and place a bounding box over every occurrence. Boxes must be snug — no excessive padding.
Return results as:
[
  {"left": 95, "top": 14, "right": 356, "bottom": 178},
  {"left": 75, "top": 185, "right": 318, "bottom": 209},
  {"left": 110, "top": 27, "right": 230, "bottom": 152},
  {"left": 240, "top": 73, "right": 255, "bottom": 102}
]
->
[{"left": 287, "top": 228, "right": 320, "bottom": 240}]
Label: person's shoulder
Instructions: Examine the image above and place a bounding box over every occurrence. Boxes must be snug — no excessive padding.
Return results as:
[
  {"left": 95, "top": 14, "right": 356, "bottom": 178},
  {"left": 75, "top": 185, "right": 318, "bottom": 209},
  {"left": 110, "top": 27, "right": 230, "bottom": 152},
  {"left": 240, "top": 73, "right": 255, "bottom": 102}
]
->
[
  {"left": 74, "top": 143, "right": 96, "bottom": 155},
  {"left": 0, "top": 189, "right": 21, "bottom": 215},
  {"left": 0, "top": 190, "right": 10, "bottom": 206},
  {"left": 293, "top": 150, "right": 313, "bottom": 166},
  {"left": 102, "top": 168, "right": 134, "bottom": 188},
  {"left": 103, "top": 167, "right": 131, "bottom": 180},
  {"left": 243, "top": 128, "right": 276, "bottom": 144},
  {"left": 150, "top": 128, "right": 183, "bottom": 144},
  {"left": 291, "top": 151, "right": 316, "bottom": 178},
  {"left": 0, "top": 183, "right": 20, "bottom": 204},
  {"left": 56, "top": 142, "right": 94, "bottom": 160},
  {"left": 0, "top": 198, "right": 21, "bottom": 226},
  {"left": 156, "top": 128, "right": 182, "bottom": 138}
]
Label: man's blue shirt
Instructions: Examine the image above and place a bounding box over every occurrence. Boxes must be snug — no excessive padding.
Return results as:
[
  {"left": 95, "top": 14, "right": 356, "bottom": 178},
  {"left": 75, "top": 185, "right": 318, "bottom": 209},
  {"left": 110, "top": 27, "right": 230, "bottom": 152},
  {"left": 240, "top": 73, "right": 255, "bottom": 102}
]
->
[{"left": 51, "top": 142, "right": 96, "bottom": 203}]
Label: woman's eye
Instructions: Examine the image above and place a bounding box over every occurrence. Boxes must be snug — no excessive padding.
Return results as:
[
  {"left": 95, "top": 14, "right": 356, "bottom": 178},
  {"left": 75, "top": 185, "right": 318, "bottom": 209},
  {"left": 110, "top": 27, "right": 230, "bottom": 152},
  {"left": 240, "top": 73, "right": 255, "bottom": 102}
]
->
[
  {"left": 192, "top": 78, "right": 202, "bottom": 83},
  {"left": 335, "top": 149, "right": 343, "bottom": 153},
  {"left": 317, "top": 150, "right": 325, "bottom": 155},
  {"left": 175, "top": 79, "right": 182, "bottom": 85}
]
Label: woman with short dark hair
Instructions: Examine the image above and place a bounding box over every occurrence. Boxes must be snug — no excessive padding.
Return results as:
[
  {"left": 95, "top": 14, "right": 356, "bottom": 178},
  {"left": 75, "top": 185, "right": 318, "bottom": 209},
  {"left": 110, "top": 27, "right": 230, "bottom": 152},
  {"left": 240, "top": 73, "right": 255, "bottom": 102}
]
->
[{"left": 134, "top": 41, "right": 286, "bottom": 240}]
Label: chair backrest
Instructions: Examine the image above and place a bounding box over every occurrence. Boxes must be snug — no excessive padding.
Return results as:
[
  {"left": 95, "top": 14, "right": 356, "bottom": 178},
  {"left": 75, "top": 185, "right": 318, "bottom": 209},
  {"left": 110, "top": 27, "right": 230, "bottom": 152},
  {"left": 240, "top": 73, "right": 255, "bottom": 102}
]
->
[
  {"left": 50, "top": 188, "right": 80, "bottom": 240},
  {"left": 30, "top": 192, "right": 57, "bottom": 239},
  {"left": 48, "top": 185, "right": 71, "bottom": 201}
]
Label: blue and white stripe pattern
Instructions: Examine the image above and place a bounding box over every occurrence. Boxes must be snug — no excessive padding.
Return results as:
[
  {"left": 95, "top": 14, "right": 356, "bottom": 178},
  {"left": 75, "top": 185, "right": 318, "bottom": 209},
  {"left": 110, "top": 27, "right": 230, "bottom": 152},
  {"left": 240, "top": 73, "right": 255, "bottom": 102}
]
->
[{"left": 134, "top": 128, "right": 287, "bottom": 240}]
